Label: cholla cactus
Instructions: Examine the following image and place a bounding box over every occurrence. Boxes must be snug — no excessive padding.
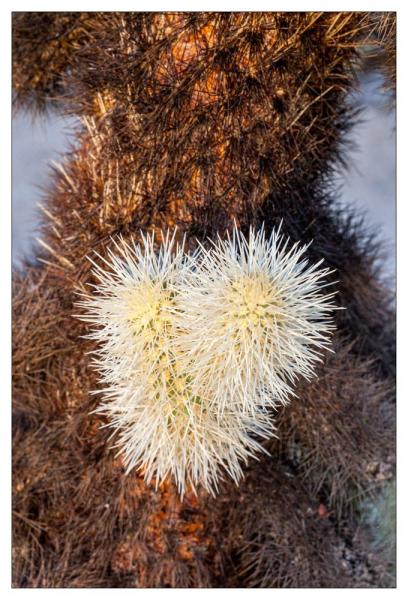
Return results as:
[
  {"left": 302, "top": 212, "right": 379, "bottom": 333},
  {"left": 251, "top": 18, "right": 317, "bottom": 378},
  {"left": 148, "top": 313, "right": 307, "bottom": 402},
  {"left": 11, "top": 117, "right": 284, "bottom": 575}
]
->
[
  {"left": 176, "top": 225, "right": 337, "bottom": 414},
  {"left": 79, "top": 225, "right": 336, "bottom": 495},
  {"left": 12, "top": 13, "right": 396, "bottom": 587},
  {"left": 78, "top": 231, "right": 275, "bottom": 495}
]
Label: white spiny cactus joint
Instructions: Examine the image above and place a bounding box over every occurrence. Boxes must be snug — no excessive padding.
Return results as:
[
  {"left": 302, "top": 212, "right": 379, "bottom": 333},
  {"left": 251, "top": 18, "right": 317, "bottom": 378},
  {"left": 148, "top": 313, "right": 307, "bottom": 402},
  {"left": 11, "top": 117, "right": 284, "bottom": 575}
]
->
[
  {"left": 78, "top": 225, "right": 336, "bottom": 496},
  {"left": 176, "top": 224, "right": 337, "bottom": 415}
]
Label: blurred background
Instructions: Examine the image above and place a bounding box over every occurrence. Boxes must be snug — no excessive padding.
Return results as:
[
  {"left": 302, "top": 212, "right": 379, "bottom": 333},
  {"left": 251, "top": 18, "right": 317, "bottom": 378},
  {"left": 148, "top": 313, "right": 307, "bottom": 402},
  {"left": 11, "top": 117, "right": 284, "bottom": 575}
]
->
[{"left": 12, "top": 70, "right": 395, "bottom": 289}]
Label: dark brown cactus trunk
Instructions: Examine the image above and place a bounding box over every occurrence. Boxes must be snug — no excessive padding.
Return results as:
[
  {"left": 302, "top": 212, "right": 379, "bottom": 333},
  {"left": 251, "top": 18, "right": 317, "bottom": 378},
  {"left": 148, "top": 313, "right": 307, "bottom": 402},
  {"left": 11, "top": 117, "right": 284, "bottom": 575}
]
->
[{"left": 12, "top": 12, "right": 395, "bottom": 587}]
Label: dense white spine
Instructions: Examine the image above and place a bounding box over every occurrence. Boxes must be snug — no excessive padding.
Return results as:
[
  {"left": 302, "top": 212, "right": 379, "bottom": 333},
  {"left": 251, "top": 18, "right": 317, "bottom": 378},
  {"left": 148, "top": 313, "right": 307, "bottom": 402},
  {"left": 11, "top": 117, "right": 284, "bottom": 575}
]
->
[
  {"left": 78, "top": 225, "right": 336, "bottom": 496},
  {"left": 176, "top": 225, "right": 337, "bottom": 415}
]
